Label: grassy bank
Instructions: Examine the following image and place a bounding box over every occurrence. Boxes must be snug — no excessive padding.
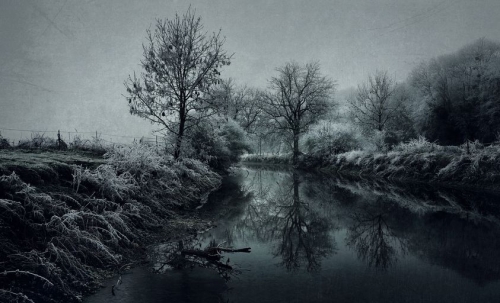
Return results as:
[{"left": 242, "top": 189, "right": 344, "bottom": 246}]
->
[
  {"left": 303, "top": 141, "right": 500, "bottom": 190},
  {"left": 242, "top": 138, "right": 500, "bottom": 189},
  {"left": 0, "top": 144, "right": 221, "bottom": 303}
]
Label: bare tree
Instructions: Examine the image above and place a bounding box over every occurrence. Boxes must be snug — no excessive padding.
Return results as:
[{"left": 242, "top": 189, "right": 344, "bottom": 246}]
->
[
  {"left": 210, "top": 79, "right": 264, "bottom": 132},
  {"left": 125, "top": 8, "right": 231, "bottom": 159},
  {"left": 348, "top": 70, "right": 405, "bottom": 133},
  {"left": 262, "top": 62, "right": 335, "bottom": 164}
]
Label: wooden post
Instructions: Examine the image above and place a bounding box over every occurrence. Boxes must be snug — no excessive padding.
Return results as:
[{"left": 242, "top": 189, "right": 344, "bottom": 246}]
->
[{"left": 57, "top": 130, "right": 61, "bottom": 149}]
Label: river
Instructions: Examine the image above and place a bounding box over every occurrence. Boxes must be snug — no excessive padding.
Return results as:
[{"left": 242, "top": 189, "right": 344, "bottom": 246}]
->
[{"left": 85, "top": 165, "right": 500, "bottom": 303}]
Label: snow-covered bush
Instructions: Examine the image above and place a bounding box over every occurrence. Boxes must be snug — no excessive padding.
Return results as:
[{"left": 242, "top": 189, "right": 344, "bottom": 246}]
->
[
  {"left": 180, "top": 118, "right": 251, "bottom": 171},
  {"left": 303, "top": 121, "right": 362, "bottom": 157},
  {"left": 392, "top": 136, "right": 443, "bottom": 153},
  {"left": 219, "top": 119, "right": 252, "bottom": 163},
  {"left": 103, "top": 143, "right": 221, "bottom": 206},
  {"left": 459, "top": 140, "right": 484, "bottom": 154},
  {"left": 73, "top": 164, "right": 138, "bottom": 201}
]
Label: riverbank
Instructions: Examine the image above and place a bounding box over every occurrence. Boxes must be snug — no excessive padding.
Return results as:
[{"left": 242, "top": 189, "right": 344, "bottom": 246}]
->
[
  {"left": 84, "top": 165, "right": 500, "bottom": 303},
  {"left": 0, "top": 145, "right": 221, "bottom": 303},
  {"left": 241, "top": 140, "right": 500, "bottom": 191}
]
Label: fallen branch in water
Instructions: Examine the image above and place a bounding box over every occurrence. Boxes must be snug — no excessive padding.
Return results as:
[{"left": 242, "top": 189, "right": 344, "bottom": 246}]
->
[
  {"left": 215, "top": 247, "right": 252, "bottom": 253},
  {"left": 155, "top": 241, "right": 252, "bottom": 281},
  {"left": 181, "top": 247, "right": 251, "bottom": 259}
]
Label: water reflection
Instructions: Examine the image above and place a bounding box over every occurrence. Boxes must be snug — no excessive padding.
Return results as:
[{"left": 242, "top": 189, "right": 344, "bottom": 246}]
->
[
  {"left": 86, "top": 166, "right": 500, "bottom": 303},
  {"left": 266, "top": 172, "right": 336, "bottom": 271},
  {"left": 209, "top": 167, "right": 500, "bottom": 278},
  {"left": 306, "top": 172, "right": 500, "bottom": 283},
  {"left": 208, "top": 171, "right": 337, "bottom": 271},
  {"left": 346, "top": 198, "right": 408, "bottom": 269}
]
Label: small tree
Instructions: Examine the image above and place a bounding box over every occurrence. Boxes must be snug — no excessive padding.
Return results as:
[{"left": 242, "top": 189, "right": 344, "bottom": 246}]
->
[
  {"left": 262, "top": 62, "right": 335, "bottom": 164},
  {"left": 125, "top": 8, "right": 231, "bottom": 159}
]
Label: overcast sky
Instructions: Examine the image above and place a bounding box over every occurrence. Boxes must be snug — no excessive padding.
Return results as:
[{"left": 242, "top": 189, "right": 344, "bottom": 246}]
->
[{"left": 1, "top": 0, "right": 499, "bottom": 141}]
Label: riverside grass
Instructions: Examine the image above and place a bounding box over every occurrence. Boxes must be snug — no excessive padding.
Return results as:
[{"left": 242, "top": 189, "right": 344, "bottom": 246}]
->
[
  {"left": 0, "top": 143, "right": 221, "bottom": 303},
  {"left": 242, "top": 138, "right": 500, "bottom": 188}
]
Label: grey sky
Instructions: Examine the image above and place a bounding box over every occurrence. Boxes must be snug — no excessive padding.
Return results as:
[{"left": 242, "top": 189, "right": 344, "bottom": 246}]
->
[{"left": 1, "top": 0, "right": 499, "bottom": 141}]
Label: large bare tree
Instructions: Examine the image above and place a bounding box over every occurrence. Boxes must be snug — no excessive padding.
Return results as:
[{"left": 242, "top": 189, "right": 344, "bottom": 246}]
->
[
  {"left": 348, "top": 70, "right": 406, "bottom": 132},
  {"left": 125, "top": 8, "right": 231, "bottom": 158},
  {"left": 262, "top": 62, "right": 334, "bottom": 164}
]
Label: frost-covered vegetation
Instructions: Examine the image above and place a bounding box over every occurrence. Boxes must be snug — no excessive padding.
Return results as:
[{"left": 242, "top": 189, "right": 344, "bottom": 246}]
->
[
  {"left": 240, "top": 153, "right": 292, "bottom": 165},
  {"left": 298, "top": 137, "right": 500, "bottom": 187},
  {"left": 238, "top": 39, "right": 500, "bottom": 187},
  {"left": 2, "top": 132, "right": 109, "bottom": 155},
  {"left": 302, "top": 121, "right": 363, "bottom": 158},
  {"left": 176, "top": 118, "right": 252, "bottom": 172},
  {"left": 0, "top": 144, "right": 220, "bottom": 303}
]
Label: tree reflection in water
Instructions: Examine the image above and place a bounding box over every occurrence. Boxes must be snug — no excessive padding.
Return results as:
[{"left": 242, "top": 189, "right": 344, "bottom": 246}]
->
[
  {"left": 273, "top": 173, "right": 336, "bottom": 271},
  {"left": 243, "top": 172, "right": 337, "bottom": 271},
  {"left": 346, "top": 198, "right": 408, "bottom": 269}
]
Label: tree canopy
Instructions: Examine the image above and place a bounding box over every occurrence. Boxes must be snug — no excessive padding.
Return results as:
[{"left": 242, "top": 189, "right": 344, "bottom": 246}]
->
[
  {"left": 261, "top": 62, "right": 335, "bottom": 164},
  {"left": 125, "top": 8, "right": 231, "bottom": 158}
]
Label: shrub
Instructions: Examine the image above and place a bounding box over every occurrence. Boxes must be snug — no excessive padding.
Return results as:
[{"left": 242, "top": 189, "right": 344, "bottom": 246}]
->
[
  {"left": 103, "top": 143, "right": 221, "bottom": 207},
  {"left": 72, "top": 164, "right": 138, "bottom": 202},
  {"left": 0, "top": 134, "right": 10, "bottom": 149},
  {"left": 392, "top": 136, "right": 443, "bottom": 153},
  {"left": 180, "top": 118, "right": 251, "bottom": 171},
  {"left": 69, "top": 134, "right": 108, "bottom": 154},
  {"left": 17, "top": 133, "right": 58, "bottom": 149},
  {"left": 303, "top": 121, "right": 361, "bottom": 158}
]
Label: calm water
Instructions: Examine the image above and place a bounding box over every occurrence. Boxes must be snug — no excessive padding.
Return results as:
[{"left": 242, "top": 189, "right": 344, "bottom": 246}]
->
[{"left": 86, "top": 166, "right": 500, "bottom": 303}]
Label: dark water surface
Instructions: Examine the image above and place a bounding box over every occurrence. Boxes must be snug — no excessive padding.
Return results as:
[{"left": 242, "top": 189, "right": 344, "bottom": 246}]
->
[{"left": 85, "top": 166, "right": 500, "bottom": 303}]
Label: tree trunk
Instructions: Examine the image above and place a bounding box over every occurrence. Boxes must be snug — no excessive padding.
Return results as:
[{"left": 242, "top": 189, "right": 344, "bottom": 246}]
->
[
  {"left": 174, "top": 104, "right": 186, "bottom": 159},
  {"left": 293, "top": 128, "right": 300, "bottom": 165}
]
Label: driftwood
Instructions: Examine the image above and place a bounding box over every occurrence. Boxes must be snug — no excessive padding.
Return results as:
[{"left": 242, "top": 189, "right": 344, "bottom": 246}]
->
[
  {"left": 215, "top": 247, "right": 251, "bottom": 253},
  {"left": 156, "top": 241, "right": 251, "bottom": 281},
  {"left": 182, "top": 247, "right": 251, "bottom": 258}
]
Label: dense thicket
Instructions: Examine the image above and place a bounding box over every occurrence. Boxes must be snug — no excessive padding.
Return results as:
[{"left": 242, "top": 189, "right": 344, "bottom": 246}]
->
[{"left": 410, "top": 38, "right": 500, "bottom": 145}]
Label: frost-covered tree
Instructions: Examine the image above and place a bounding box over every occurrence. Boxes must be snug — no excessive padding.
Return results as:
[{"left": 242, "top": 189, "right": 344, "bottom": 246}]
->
[
  {"left": 125, "top": 8, "right": 231, "bottom": 159},
  {"left": 262, "top": 62, "right": 335, "bottom": 164},
  {"left": 210, "top": 79, "right": 265, "bottom": 134},
  {"left": 348, "top": 71, "right": 408, "bottom": 133},
  {"left": 410, "top": 38, "right": 500, "bottom": 145}
]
